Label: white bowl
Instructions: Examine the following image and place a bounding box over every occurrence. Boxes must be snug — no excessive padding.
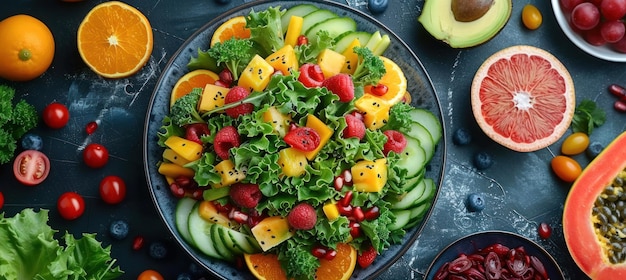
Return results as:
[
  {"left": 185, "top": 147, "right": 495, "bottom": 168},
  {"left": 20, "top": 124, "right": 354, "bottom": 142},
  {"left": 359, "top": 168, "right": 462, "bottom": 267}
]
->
[{"left": 551, "top": 0, "right": 626, "bottom": 62}]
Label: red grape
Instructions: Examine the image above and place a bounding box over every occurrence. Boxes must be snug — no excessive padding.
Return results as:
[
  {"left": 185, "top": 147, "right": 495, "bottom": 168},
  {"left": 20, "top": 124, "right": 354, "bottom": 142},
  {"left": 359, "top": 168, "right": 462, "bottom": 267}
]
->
[
  {"left": 612, "top": 36, "right": 626, "bottom": 53},
  {"left": 571, "top": 2, "right": 601, "bottom": 31},
  {"left": 560, "top": 0, "right": 585, "bottom": 12},
  {"left": 600, "top": 0, "right": 626, "bottom": 21},
  {"left": 601, "top": 20, "right": 626, "bottom": 43},
  {"left": 584, "top": 26, "right": 607, "bottom": 46}
]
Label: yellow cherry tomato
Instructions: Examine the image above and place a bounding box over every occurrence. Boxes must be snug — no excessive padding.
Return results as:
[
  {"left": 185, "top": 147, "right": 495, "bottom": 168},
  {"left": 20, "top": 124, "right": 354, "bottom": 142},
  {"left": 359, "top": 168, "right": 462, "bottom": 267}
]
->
[
  {"left": 522, "top": 4, "right": 542, "bottom": 30},
  {"left": 561, "top": 132, "right": 590, "bottom": 155},
  {"left": 551, "top": 155, "right": 582, "bottom": 183}
]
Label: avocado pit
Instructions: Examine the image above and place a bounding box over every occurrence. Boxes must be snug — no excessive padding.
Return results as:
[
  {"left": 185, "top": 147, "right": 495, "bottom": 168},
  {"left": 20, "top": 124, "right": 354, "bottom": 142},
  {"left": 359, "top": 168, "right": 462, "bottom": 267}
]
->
[{"left": 451, "top": 0, "right": 494, "bottom": 22}]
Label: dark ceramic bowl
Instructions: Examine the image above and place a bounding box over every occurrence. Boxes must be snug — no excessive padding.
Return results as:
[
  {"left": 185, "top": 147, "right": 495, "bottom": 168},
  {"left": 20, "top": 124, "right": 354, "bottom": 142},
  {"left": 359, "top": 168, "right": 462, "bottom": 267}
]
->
[
  {"left": 424, "top": 230, "right": 565, "bottom": 279},
  {"left": 143, "top": 0, "right": 445, "bottom": 279}
]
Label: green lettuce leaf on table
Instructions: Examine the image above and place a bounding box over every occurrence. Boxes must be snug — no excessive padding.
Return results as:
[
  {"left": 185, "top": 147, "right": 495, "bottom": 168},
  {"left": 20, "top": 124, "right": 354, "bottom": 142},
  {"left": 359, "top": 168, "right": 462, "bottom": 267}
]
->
[{"left": 0, "top": 208, "right": 123, "bottom": 280}]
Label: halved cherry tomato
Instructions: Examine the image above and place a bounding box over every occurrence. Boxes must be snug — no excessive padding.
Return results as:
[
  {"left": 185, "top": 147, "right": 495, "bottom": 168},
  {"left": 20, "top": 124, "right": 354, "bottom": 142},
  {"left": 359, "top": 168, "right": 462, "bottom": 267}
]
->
[
  {"left": 137, "top": 269, "right": 164, "bottom": 280},
  {"left": 298, "top": 63, "right": 324, "bottom": 87},
  {"left": 57, "top": 192, "right": 85, "bottom": 220},
  {"left": 284, "top": 127, "right": 321, "bottom": 151},
  {"left": 83, "top": 143, "right": 109, "bottom": 168},
  {"left": 99, "top": 175, "right": 127, "bottom": 204},
  {"left": 42, "top": 102, "right": 70, "bottom": 129},
  {"left": 13, "top": 150, "right": 50, "bottom": 186}
]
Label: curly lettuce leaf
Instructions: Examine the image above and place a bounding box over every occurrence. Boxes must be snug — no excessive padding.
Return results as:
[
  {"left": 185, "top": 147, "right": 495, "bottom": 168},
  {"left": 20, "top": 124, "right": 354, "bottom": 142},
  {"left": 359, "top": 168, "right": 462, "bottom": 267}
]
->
[{"left": 246, "top": 6, "right": 284, "bottom": 57}]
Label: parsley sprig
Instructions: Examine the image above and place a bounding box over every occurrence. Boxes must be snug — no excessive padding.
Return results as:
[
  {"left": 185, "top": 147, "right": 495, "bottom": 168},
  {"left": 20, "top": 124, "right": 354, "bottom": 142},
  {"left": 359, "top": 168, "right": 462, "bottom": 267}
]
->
[{"left": 572, "top": 99, "right": 606, "bottom": 135}]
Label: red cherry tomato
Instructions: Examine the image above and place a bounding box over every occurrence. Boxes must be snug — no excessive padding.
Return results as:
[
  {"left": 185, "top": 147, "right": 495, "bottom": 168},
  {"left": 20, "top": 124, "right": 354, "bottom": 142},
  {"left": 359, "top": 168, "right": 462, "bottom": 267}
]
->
[
  {"left": 57, "top": 192, "right": 85, "bottom": 220},
  {"left": 83, "top": 143, "right": 109, "bottom": 168},
  {"left": 42, "top": 102, "right": 70, "bottom": 129},
  {"left": 298, "top": 63, "right": 324, "bottom": 87},
  {"left": 0, "top": 192, "right": 4, "bottom": 210},
  {"left": 13, "top": 150, "right": 50, "bottom": 186},
  {"left": 137, "top": 270, "right": 164, "bottom": 280},
  {"left": 284, "top": 127, "right": 321, "bottom": 151},
  {"left": 99, "top": 175, "right": 127, "bottom": 204}
]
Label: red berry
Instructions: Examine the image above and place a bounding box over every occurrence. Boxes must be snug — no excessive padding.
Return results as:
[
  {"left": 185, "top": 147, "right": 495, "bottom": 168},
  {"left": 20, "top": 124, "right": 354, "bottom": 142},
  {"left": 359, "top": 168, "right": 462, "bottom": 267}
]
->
[
  {"left": 85, "top": 121, "right": 98, "bottom": 135},
  {"left": 185, "top": 123, "right": 210, "bottom": 145},
  {"left": 298, "top": 63, "right": 325, "bottom": 87},
  {"left": 229, "top": 183, "right": 262, "bottom": 208},
  {"left": 364, "top": 206, "right": 380, "bottom": 220},
  {"left": 296, "top": 35, "right": 309, "bottom": 46},
  {"left": 213, "top": 126, "right": 240, "bottom": 160},
  {"left": 225, "top": 86, "right": 254, "bottom": 118},
  {"left": 538, "top": 222, "right": 552, "bottom": 239},
  {"left": 352, "top": 206, "right": 365, "bottom": 222},
  {"left": 357, "top": 244, "right": 378, "bottom": 268},
  {"left": 132, "top": 235, "right": 145, "bottom": 250},
  {"left": 349, "top": 221, "right": 361, "bottom": 238},
  {"left": 369, "top": 84, "right": 388, "bottom": 96},
  {"left": 322, "top": 73, "right": 354, "bottom": 102},
  {"left": 287, "top": 202, "right": 317, "bottom": 230},
  {"left": 169, "top": 183, "right": 186, "bottom": 198},
  {"left": 324, "top": 249, "right": 337, "bottom": 260},
  {"left": 219, "top": 68, "right": 233, "bottom": 87},
  {"left": 382, "top": 130, "right": 407, "bottom": 155},
  {"left": 284, "top": 127, "right": 321, "bottom": 151},
  {"left": 342, "top": 114, "right": 366, "bottom": 139},
  {"left": 339, "top": 191, "right": 353, "bottom": 207},
  {"left": 312, "top": 246, "right": 327, "bottom": 258}
]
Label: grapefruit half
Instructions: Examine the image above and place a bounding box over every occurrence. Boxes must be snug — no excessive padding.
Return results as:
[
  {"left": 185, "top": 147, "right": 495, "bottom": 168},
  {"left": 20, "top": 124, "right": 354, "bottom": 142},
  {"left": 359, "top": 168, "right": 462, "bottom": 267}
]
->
[{"left": 471, "top": 45, "right": 575, "bottom": 152}]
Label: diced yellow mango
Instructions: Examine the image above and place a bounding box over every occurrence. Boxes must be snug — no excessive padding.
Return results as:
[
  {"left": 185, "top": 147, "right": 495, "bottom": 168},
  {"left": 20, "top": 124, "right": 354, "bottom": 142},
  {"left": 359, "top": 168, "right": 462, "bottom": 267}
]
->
[
  {"left": 238, "top": 55, "right": 274, "bottom": 92},
  {"left": 352, "top": 158, "right": 388, "bottom": 192},
  {"left": 317, "top": 48, "right": 346, "bottom": 79},
  {"left": 262, "top": 106, "right": 292, "bottom": 137},
  {"left": 266, "top": 44, "right": 299, "bottom": 76},
  {"left": 304, "top": 114, "right": 333, "bottom": 160},
  {"left": 198, "top": 83, "right": 229, "bottom": 113},
  {"left": 251, "top": 216, "right": 294, "bottom": 251},
  {"left": 323, "top": 203, "right": 340, "bottom": 221},
  {"left": 212, "top": 159, "right": 246, "bottom": 188},
  {"left": 164, "top": 136, "right": 203, "bottom": 161},
  {"left": 340, "top": 38, "right": 361, "bottom": 75},
  {"left": 277, "top": 147, "right": 308, "bottom": 177},
  {"left": 354, "top": 95, "right": 391, "bottom": 130},
  {"left": 284, "top": 15, "right": 304, "bottom": 47},
  {"left": 162, "top": 148, "right": 191, "bottom": 166},
  {"left": 158, "top": 162, "right": 195, "bottom": 178},
  {"left": 198, "top": 200, "right": 236, "bottom": 228}
]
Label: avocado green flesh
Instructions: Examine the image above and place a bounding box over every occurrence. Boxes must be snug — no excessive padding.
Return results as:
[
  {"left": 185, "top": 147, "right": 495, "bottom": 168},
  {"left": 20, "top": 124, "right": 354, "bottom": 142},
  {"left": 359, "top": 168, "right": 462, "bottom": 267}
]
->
[{"left": 418, "top": 0, "right": 511, "bottom": 48}]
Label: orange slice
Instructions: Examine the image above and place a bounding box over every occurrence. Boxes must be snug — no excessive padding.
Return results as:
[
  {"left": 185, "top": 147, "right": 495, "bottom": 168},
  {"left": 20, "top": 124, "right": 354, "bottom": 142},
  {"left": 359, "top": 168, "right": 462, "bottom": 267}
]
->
[
  {"left": 364, "top": 56, "right": 407, "bottom": 106},
  {"left": 77, "top": 1, "right": 153, "bottom": 78},
  {"left": 210, "top": 16, "right": 251, "bottom": 47},
  {"left": 170, "top": 69, "right": 219, "bottom": 107},
  {"left": 244, "top": 252, "right": 289, "bottom": 280}
]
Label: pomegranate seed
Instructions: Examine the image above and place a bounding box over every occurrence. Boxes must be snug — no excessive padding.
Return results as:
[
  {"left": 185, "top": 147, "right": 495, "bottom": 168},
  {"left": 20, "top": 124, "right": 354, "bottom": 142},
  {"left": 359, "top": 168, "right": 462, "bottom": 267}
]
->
[
  {"left": 370, "top": 84, "right": 389, "bottom": 96},
  {"left": 289, "top": 122, "right": 298, "bottom": 131},
  {"left": 609, "top": 84, "right": 626, "bottom": 98},
  {"left": 352, "top": 206, "right": 365, "bottom": 222},
  {"left": 85, "top": 121, "right": 98, "bottom": 135},
  {"left": 175, "top": 176, "right": 194, "bottom": 188},
  {"left": 538, "top": 222, "right": 552, "bottom": 239},
  {"left": 340, "top": 191, "right": 353, "bottom": 206},
  {"left": 229, "top": 208, "right": 249, "bottom": 223},
  {"left": 214, "top": 80, "right": 229, "bottom": 87},
  {"left": 169, "top": 183, "right": 186, "bottom": 198},
  {"left": 219, "top": 69, "right": 233, "bottom": 86},
  {"left": 324, "top": 249, "right": 338, "bottom": 260},
  {"left": 334, "top": 176, "right": 344, "bottom": 191},
  {"left": 296, "top": 35, "right": 308, "bottom": 46},
  {"left": 364, "top": 206, "right": 380, "bottom": 220},
  {"left": 212, "top": 202, "right": 233, "bottom": 214},
  {"left": 132, "top": 235, "right": 145, "bottom": 250},
  {"left": 342, "top": 170, "right": 352, "bottom": 183},
  {"left": 349, "top": 221, "right": 361, "bottom": 238},
  {"left": 312, "top": 246, "right": 327, "bottom": 258},
  {"left": 337, "top": 204, "right": 353, "bottom": 216},
  {"left": 615, "top": 99, "right": 626, "bottom": 112},
  {"left": 190, "top": 189, "right": 203, "bottom": 200}
]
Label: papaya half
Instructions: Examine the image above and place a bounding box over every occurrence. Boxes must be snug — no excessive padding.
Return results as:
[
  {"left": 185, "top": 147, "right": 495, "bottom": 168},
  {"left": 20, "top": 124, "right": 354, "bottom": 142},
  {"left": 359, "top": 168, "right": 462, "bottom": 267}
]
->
[{"left": 563, "top": 131, "right": 626, "bottom": 280}]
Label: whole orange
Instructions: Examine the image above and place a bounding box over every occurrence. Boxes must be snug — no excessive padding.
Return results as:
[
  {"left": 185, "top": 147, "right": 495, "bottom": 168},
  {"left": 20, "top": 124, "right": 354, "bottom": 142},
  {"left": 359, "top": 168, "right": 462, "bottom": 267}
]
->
[{"left": 0, "top": 14, "right": 55, "bottom": 81}]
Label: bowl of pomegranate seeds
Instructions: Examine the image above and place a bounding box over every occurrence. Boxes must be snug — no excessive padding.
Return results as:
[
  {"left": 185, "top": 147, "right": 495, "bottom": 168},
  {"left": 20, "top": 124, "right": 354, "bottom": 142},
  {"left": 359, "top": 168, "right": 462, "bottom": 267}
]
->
[
  {"left": 552, "top": 0, "right": 626, "bottom": 62},
  {"left": 424, "top": 231, "right": 564, "bottom": 280}
]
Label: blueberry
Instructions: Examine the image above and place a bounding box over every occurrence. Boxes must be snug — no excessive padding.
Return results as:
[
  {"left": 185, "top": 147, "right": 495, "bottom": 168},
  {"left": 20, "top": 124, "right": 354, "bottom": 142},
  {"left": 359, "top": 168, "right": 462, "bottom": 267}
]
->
[
  {"left": 473, "top": 151, "right": 493, "bottom": 170},
  {"left": 452, "top": 128, "right": 472, "bottom": 146},
  {"left": 466, "top": 193, "right": 485, "bottom": 212},
  {"left": 176, "top": 273, "right": 192, "bottom": 280},
  {"left": 188, "top": 263, "right": 204, "bottom": 276},
  {"left": 214, "top": 0, "right": 231, "bottom": 4},
  {"left": 586, "top": 141, "right": 604, "bottom": 159},
  {"left": 109, "top": 220, "right": 129, "bottom": 240},
  {"left": 149, "top": 241, "right": 168, "bottom": 259},
  {"left": 368, "top": 0, "right": 388, "bottom": 14},
  {"left": 21, "top": 133, "right": 43, "bottom": 151}
]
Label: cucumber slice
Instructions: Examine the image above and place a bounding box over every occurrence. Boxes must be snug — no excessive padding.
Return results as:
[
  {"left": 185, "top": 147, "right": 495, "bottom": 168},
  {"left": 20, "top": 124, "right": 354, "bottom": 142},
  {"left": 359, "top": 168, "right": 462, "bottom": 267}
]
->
[
  {"left": 413, "top": 178, "right": 436, "bottom": 207},
  {"left": 402, "top": 122, "right": 435, "bottom": 161},
  {"left": 402, "top": 172, "right": 423, "bottom": 192},
  {"left": 215, "top": 224, "right": 244, "bottom": 255},
  {"left": 175, "top": 197, "right": 196, "bottom": 244},
  {"left": 409, "top": 108, "right": 442, "bottom": 144},
  {"left": 187, "top": 203, "right": 223, "bottom": 260},
  {"left": 396, "top": 135, "right": 427, "bottom": 178},
  {"left": 334, "top": 31, "right": 372, "bottom": 53},
  {"left": 364, "top": 31, "right": 382, "bottom": 51},
  {"left": 302, "top": 9, "right": 338, "bottom": 36},
  {"left": 281, "top": 4, "right": 318, "bottom": 33},
  {"left": 404, "top": 202, "right": 432, "bottom": 229},
  {"left": 305, "top": 17, "right": 357, "bottom": 43},
  {"left": 224, "top": 226, "right": 262, "bottom": 254},
  {"left": 210, "top": 223, "right": 235, "bottom": 261},
  {"left": 372, "top": 34, "right": 391, "bottom": 56},
  {"left": 389, "top": 209, "right": 411, "bottom": 231},
  {"left": 391, "top": 179, "right": 426, "bottom": 210}
]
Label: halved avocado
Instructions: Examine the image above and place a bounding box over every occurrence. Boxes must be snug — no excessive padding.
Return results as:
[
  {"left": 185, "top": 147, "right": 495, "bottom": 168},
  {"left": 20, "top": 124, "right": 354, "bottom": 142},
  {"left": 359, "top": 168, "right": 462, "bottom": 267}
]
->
[{"left": 418, "top": 0, "right": 512, "bottom": 48}]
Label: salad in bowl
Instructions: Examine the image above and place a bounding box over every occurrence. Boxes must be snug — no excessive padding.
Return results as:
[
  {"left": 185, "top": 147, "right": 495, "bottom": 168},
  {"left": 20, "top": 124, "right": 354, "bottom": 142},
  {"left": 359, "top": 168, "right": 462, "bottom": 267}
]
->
[{"left": 144, "top": 1, "right": 444, "bottom": 279}]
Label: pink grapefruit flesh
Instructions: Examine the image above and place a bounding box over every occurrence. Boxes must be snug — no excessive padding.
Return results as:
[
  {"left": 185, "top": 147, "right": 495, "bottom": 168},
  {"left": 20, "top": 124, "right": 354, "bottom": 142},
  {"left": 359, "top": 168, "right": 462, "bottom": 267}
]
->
[{"left": 471, "top": 45, "right": 575, "bottom": 152}]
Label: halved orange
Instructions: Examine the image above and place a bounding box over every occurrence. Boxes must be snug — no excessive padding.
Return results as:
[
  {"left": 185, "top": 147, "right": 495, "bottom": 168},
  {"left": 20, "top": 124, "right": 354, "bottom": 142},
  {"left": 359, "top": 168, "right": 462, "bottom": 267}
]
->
[
  {"left": 210, "top": 16, "right": 251, "bottom": 47},
  {"left": 364, "top": 56, "right": 407, "bottom": 106},
  {"left": 244, "top": 252, "right": 289, "bottom": 280},
  {"left": 170, "top": 69, "right": 219, "bottom": 107},
  {"left": 77, "top": 1, "right": 153, "bottom": 78}
]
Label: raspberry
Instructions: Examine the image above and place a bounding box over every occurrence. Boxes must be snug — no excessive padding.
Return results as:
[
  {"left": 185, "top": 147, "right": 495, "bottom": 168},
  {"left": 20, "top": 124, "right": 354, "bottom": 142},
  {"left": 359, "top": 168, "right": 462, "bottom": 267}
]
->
[
  {"left": 229, "top": 183, "right": 262, "bottom": 208},
  {"left": 213, "top": 126, "right": 240, "bottom": 160},
  {"left": 224, "top": 86, "right": 254, "bottom": 118},
  {"left": 298, "top": 63, "right": 324, "bottom": 87},
  {"left": 382, "top": 130, "right": 407, "bottom": 155},
  {"left": 357, "top": 244, "right": 377, "bottom": 268},
  {"left": 287, "top": 202, "right": 317, "bottom": 230},
  {"left": 342, "top": 114, "right": 366, "bottom": 139},
  {"left": 322, "top": 73, "right": 354, "bottom": 102}
]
